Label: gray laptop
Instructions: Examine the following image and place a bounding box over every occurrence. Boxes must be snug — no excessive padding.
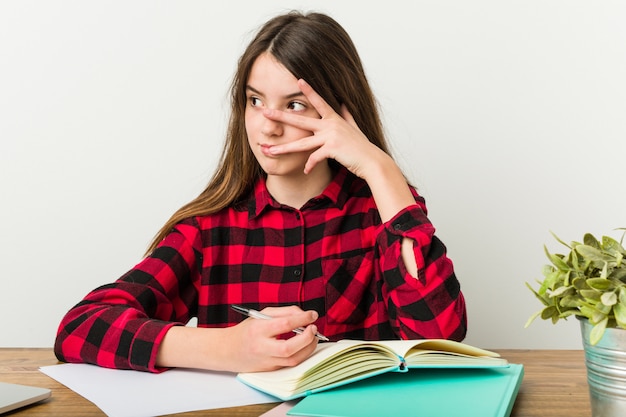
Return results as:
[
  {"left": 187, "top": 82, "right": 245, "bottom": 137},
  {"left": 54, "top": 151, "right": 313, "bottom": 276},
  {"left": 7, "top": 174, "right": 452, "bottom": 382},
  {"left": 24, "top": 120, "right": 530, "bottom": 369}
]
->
[{"left": 0, "top": 382, "right": 51, "bottom": 414}]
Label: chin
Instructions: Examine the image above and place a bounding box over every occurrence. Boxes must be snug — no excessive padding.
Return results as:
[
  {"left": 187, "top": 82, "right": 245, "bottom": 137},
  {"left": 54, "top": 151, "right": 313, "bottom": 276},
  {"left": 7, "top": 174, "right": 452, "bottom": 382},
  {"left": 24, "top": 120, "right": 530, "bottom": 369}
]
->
[
  {"left": 258, "top": 159, "right": 306, "bottom": 177},
  {"left": 262, "top": 167, "right": 300, "bottom": 177}
]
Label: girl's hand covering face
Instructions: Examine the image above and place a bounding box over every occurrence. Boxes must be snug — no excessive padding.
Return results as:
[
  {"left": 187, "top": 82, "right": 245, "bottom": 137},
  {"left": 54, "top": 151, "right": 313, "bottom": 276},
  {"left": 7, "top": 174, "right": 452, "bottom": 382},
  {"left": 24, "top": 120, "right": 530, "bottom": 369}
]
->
[{"left": 263, "top": 79, "right": 383, "bottom": 180}]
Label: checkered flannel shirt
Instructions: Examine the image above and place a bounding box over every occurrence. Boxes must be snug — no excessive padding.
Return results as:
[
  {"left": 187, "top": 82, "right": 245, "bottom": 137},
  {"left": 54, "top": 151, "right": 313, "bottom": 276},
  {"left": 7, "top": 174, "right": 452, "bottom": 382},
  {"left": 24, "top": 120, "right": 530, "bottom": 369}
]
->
[{"left": 55, "top": 167, "right": 466, "bottom": 371}]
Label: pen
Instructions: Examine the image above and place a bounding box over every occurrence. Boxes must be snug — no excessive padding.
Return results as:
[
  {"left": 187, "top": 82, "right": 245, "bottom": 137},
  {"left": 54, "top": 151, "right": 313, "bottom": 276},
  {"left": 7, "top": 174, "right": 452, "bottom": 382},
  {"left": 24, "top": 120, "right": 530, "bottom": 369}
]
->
[{"left": 231, "top": 304, "right": 330, "bottom": 342}]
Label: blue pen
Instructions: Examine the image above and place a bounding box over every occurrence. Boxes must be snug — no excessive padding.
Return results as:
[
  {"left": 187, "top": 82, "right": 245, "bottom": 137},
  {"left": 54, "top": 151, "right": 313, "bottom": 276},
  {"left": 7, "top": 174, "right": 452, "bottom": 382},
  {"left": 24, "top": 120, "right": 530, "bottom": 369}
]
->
[{"left": 231, "top": 304, "right": 329, "bottom": 342}]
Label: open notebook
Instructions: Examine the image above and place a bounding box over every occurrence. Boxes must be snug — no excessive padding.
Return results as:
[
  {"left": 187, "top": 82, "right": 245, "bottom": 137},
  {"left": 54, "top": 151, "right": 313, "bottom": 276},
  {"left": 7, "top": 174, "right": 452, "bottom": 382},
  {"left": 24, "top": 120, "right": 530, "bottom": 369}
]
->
[
  {"left": 0, "top": 382, "right": 51, "bottom": 414},
  {"left": 237, "top": 339, "right": 507, "bottom": 400}
]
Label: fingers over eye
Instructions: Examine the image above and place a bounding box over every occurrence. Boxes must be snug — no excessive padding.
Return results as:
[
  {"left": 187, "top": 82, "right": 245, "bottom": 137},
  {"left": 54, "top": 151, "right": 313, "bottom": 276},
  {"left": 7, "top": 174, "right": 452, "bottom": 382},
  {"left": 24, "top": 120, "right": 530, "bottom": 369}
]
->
[
  {"left": 263, "top": 109, "right": 318, "bottom": 131},
  {"left": 297, "top": 79, "right": 335, "bottom": 118}
]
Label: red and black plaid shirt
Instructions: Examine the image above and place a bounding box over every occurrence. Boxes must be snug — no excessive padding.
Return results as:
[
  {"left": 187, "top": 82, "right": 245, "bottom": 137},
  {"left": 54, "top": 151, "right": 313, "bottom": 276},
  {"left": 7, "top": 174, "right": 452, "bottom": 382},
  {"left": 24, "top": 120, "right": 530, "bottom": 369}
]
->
[{"left": 55, "top": 167, "right": 466, "bottom": 372}]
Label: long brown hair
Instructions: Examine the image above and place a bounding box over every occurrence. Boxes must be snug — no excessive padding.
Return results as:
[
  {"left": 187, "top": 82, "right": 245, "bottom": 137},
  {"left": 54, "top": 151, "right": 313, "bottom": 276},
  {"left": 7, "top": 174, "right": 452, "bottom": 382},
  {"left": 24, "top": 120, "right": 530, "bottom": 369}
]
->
[{"left": 146, "top": 11, "right": 391, "bottom": 254}]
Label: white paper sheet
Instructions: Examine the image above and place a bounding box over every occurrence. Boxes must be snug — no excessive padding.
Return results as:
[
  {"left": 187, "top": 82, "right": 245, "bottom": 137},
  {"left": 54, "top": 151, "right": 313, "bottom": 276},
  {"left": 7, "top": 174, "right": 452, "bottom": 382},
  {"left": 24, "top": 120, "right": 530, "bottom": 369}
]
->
[{"left": 40, "top": 363, "right": 277, "bottom": 417}]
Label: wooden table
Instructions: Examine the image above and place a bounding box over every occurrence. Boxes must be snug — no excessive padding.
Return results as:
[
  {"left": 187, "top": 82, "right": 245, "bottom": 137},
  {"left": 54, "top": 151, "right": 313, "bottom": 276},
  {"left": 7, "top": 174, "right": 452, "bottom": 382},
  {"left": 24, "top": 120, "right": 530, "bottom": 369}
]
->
[{"left": 0, "top": 348, "right": 591, "bottom": 416}]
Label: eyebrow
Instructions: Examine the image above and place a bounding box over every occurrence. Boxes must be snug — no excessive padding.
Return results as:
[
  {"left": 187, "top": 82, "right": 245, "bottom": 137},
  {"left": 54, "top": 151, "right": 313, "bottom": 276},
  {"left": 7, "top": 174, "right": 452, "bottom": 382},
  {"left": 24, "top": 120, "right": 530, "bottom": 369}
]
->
[{"left": 246, "top": 85, "right": 305, "bottom": 100}]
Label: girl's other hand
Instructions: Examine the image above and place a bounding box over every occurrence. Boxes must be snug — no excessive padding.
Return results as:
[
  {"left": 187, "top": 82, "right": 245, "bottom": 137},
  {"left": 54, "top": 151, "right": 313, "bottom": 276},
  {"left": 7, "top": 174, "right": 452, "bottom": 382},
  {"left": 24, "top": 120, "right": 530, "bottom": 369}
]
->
[{"left": 264, "top": 79, "right": 390, "bottom": 180}]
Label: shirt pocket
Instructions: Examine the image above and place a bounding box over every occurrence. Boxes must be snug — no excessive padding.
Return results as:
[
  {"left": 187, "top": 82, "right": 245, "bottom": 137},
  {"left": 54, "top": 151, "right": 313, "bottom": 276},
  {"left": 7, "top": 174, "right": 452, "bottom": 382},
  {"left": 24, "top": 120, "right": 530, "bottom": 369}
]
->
[{"left": 322, "top": 254, "right": 375, "bottom": 325}]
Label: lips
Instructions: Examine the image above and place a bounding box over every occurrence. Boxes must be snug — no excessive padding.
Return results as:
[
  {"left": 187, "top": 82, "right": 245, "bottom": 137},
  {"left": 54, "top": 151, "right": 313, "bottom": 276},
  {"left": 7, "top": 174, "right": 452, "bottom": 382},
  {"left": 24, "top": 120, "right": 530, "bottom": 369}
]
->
[{"left": 260, "top": 144, "right": 275, "bottom": 157}]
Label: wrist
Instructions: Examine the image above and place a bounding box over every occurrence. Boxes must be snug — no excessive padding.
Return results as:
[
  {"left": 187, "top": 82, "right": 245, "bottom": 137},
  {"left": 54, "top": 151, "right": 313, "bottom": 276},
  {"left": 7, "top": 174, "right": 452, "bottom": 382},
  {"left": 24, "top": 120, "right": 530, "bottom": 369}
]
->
[
  {"left": 156, "top": 326, "right": 236, "bottom": 371},
  {"left": 362, "top": 156, "right": 415, "bottom": 223}
]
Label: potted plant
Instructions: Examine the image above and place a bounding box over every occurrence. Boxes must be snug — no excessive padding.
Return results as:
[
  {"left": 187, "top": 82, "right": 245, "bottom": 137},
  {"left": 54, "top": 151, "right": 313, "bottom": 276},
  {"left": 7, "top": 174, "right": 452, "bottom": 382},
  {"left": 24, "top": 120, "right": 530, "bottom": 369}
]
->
[{"left": 526, "top": 229, "right": 626, "bottom": 417}]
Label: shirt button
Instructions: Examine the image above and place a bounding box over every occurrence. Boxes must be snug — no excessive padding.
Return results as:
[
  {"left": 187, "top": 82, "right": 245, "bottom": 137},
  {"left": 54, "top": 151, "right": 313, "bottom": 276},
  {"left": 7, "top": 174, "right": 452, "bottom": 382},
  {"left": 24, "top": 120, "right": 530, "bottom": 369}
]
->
[
  {"left": 293, "top": 269, "right": 302, "bottom": 277},
  {"left": 393, "top": 223, "right": 402, "bottom": 230},
  {"left": 295, "top": 213, "right": 301, "bottom": 220}
]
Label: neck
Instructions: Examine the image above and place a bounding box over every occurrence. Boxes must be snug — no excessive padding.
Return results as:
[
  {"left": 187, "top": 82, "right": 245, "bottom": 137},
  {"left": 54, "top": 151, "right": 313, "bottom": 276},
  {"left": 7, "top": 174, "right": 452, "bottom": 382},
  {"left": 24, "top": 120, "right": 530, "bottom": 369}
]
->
[{"left": 265, "top": 163, "right": 333, "bottom": 209}]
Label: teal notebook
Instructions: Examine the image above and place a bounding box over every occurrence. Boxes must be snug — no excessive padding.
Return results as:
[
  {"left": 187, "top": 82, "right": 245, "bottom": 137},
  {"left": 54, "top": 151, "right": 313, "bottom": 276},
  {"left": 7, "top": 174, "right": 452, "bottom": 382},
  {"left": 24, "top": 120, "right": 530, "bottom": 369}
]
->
[{"left": 287, "top": 364, "right": 524, "bottom": 417}]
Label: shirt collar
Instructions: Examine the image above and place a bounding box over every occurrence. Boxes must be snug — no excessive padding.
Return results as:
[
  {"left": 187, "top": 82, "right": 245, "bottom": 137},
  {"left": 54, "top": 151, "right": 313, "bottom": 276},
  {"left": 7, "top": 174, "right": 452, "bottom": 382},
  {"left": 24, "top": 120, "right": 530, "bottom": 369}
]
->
[{"left": 248, "top": 166, "right": 353, "bottom": 219}]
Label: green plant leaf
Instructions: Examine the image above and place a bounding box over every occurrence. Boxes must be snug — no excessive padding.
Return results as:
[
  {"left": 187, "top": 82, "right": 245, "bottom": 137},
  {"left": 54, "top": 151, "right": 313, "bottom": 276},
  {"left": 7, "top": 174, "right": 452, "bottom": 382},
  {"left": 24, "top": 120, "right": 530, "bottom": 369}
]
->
[
  {"left": 548, "top": 285, "right": 573, "bottom": 298},
  {"left": 525, "top": 282, "right": 550, "bottom": 305},
  {"left": 524, "top": 309, "right": 544, "bottom": 328},
  {"left": 549, "top": 231, "right": 570, "bottom": 248},
  {"left": 584, "top": 233, "right": 601, "bottom": 249},
  {"left": 589, "top": 317, "right": 608, "bottom": 345},
  {"left": 601, "top": 262, "right": 609, "bottom": 279},
  {"left": 559, "top": 295, "right": 582, "bottom": 308},
  {"left": 601, "top": 291, "right": 617, "bottom": 306},
  {"left": 612, "top": 268, "right": 626, "bottom": 283},
  {"left": 576, "top": 245, "right": 611, "bottom": 263},
  {"left": 614, "top": 303, "right": 626, "bottom": 329},
  {"left": 592, "top": 310, "right": 607, "bottom": 323},
  {"left": 540, "top": 269, "right": 563, "bottom": 292},
  {"left": 570, "top": 250, "right": 582, "bottom": 274},
  {"left": 540, "top": 306, "right": 558, "bottom": 321},
  {"left": 580, "top": 289, "right": 602, "bottom": 301},
  {"left": 580, "top": 305, "right": 596, "bottom": 320},
  {"left": 602, "top": 236, "right": 621, "bottom": 253},
  {"left": 545, "top": 246, "right": 570, "bottom": 271},
  {"left": 559, "top": 310, "right": 577, "bottom": 318},
  {"left": 595, "top": 302, "right": 612, "bottom": 315},
  {"left": 572, "top": 277, "right": 589, "bottom": 290},
  {"left": 587, "top": 278, "right": 613, "bottom": 291},
  {"left": 562, "top": 270, "right": 572, "bottom": 287}
]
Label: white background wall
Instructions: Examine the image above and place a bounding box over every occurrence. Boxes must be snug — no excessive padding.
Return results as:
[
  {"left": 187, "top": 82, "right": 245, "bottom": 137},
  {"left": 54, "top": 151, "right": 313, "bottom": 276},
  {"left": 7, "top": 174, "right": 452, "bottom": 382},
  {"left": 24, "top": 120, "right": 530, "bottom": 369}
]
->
[{"left": 1, "top": 0, "right": 625, "bottom": 349}]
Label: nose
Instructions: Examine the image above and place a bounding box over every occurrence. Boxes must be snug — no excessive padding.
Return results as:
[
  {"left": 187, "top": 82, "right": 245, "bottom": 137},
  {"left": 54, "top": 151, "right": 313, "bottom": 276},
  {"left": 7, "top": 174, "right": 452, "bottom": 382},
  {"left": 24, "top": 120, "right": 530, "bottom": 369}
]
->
[{"left": 261, "top": 114, "right": 283, "bottom": 138}]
